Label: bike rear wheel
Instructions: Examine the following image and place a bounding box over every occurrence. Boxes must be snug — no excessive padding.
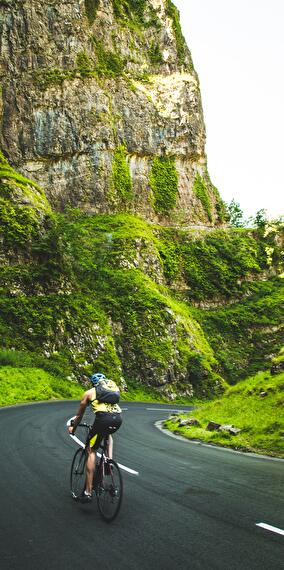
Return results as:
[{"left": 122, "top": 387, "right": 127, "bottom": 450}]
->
[
  {"left": 70, "top": 448, "right": 86, "bottom": 499},
  {"left": 96, "top": 459, "right": 123, "bottom": 522}
]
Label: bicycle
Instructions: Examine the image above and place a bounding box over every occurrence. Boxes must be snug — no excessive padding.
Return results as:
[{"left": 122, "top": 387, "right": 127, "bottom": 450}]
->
[{"left": 70, "top": 422, "right": 123, "bottom": 522}]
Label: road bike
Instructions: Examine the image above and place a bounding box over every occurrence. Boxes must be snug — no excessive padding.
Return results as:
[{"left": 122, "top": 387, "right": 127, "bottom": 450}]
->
[{"left": 70, "top": 423, "right": 123, "bottom": 522}]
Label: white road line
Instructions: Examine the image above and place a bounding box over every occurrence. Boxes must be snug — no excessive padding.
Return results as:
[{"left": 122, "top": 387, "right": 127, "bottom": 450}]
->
[
  {"left": 146, "top": 408, "right": 186, "bottom": 412},
  {"left": 256, "top": 523, "right": 284, "bottom": 536},
  {"left": 70, "top": 433, "right": 85, "bottom": 448},
  {"left": 116, "top": 463, "right": 139, "bottom": 475},
  {"left": 66, "top": 417, "right": 139, "bottom": 476}
]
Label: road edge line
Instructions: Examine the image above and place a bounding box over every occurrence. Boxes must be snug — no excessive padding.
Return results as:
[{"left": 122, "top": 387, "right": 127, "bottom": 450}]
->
[{"left": 155, "top": 420, "right": 284, "bottom": 463}]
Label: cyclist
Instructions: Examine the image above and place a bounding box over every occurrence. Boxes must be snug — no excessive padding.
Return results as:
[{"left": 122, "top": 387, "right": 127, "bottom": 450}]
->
[{"left": 68, "top": 372, "right": 122, "bottom": 502}]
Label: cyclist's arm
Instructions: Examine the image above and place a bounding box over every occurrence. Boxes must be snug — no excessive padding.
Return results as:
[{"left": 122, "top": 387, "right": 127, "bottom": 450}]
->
[{"left": 68, "top": 390, "right": 92, "bottom": 433}]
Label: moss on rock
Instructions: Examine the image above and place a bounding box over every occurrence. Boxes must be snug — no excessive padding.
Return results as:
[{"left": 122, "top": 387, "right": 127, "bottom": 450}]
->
[
  {"left": 111, "top": 145, "right": 133, "bottom": 207},
  {"left": 165, "top": 0, "right": 188, "bottom": 66},
  {"left": 0, "top": 151, "right": 51, "bottom": 249},
  {"left": 84, "top": 0, "right": 100, "bottom": 25},
  {"left": 193, "top": 173, "right": 212, "bottom": 222},
  {"left": 150, "top": 156, "right": 178, "bottom": 215}
]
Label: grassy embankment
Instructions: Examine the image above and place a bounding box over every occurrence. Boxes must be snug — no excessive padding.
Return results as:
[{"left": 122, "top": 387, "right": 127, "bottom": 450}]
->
[
  {"left": 163, "top": 369, "right": 284, "bottom": 458},
  {"left": 0, "top": 367, "right": 82, "bottom": 406},
  {"left": 0, "top": 366, "right": 193, "bottom": 407},
  {"left": 0, "top": 350, "right": 192, "bottom": 406}
]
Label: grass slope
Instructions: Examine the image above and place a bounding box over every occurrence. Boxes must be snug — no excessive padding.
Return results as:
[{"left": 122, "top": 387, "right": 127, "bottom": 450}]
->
[
  {"left": 0, "top": 364, "right": 193, "bottom": 407},
  {"left": 0, "top": 367, "right": 83, "bottom": 406},
  {"left": 164, "top": 370, "right": 284, "bottom": 458}
]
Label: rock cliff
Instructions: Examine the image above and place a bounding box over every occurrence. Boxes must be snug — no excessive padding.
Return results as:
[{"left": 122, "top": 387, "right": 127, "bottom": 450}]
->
[{"left": 0, "top": 0, "right": 224, "bottom": 225}]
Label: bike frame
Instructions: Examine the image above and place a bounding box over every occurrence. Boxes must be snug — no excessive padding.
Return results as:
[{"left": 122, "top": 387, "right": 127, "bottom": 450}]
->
[{"left": 69, "top": 421, "right": 123, "bottom": 521}]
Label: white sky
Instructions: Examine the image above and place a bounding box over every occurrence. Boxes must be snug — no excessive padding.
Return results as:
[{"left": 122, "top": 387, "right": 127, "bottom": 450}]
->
[{"left": 174, "top": 0, "right": 284, "bottom": 219}]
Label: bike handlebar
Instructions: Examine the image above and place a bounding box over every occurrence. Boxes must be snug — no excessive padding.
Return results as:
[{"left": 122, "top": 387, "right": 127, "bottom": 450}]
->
[{"left": 70, "top": 420, "right": 91, "bottom": 429}]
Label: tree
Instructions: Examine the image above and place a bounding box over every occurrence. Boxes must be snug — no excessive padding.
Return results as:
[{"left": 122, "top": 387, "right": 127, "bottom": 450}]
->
[
  {"left": 227, "top": 199, "right": 246, "bottom": 227},
  {"left": 254, "top": 208, "right": 267, "bottom": 230}
]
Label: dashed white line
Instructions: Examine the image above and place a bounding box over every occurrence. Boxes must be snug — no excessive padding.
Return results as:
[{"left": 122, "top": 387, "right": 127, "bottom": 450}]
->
[{"left": 256, "top": 523, "right": 284, "bottom": 536}]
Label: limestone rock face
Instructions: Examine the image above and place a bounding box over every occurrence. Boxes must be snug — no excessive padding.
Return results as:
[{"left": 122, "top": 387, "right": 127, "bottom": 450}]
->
[{"left": 0, "top": 0, "right": 223, "bottom": 225}]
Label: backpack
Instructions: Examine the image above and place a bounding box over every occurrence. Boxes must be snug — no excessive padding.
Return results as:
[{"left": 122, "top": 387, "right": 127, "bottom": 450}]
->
[{"left": 94, "top": 379, "right": 120, "bottom": 404}]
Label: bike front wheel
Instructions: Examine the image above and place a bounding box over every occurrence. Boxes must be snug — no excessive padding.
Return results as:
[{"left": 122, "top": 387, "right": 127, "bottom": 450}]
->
[
  {"left": 70, "top": 448, "right": 86, "bottom": 499},
  {"left": 96, "top": 459, "right": 123, "bottom": 522}
]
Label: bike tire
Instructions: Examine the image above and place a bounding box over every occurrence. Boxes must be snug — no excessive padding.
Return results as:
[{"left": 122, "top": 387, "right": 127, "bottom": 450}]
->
[
  {"left": 70, "top": 448, "right": 86, "bottom": 499},
  {"left": 96, "top": 459, "right": 123, "bottom": 522}
]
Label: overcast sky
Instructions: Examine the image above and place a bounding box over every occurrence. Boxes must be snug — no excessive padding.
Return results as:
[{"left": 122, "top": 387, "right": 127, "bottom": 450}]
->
[{"left": 174, "top": 0, "right": 284, "bottom": 219}]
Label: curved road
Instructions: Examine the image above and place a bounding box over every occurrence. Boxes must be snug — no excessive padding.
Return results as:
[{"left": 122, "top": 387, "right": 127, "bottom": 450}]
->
[{"left": 0, "top": 401, "right": 283, "bottom": 569}]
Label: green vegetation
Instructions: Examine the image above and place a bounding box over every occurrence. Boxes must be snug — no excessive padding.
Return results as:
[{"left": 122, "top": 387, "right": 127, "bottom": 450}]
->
[
  {"left": 0, "top": 208, "right": 224, "bottom": 396},
  {"left": 0, "top": 198, "right": 283, "bottom": 395},
  {"left": 75, "top": 51, "right": 95, "bottom": 77},
  {"left": 112, "top": 0, "right": 161, "bottom": 34},
  {"left": 193, "top": 173, "right": 212, "bottom": 221},
  {"left": 92, "top": 38, "right": 125, "bottom": 76},
  {"left": 121, "top": 378, "right": 195, "bottom": 404},
  {"left": 0, "top": 286, "right": 122, "bottom": 382},
  {"left": 150, "top": 156, "right": 178, "bottom": 214},
  {"left": 34, "top": 0, "right": 178, "bottom": 90},
  {"left": 0, "top": 356, "right": 192, "bottom": 406},
  {"left": 84, "top": 0, "right": 100, "bottom": 25},
  {"left": 34, "top": 68, "right": 78, "bottom": 90},
  {"left": 158, "top": 226, "right": 281, "bottom": 298},
  {"left": 164, "top": 369, "right": 284, "bottom": 458},
  {"left": 34, "top": 44, "right": 125, "bottom": 89},
  {"left": 112, "top": 0, "right": 147, "bottom": 25},
  {"left": 156, "top": 224, "right": 283, "bottom": 384},
  {"left": 0, "top": 366, "right": 83, "bottom": 406},
  {"left": 92, "top": 268, "right": 222, "bottom": 395},
  {"left": 0, "top": 152, "right": 51, "bottom": 248},
  {"left": 149, "top": 41, "right": 163, "bottom": 65},
  {"left": 226, "top": 198, "right": 246, "bottom": 228},
  {"left": 271, "top": 346, "right": 284, "bottom": 371},
  {"left": 197, "top": 277, "right": 284, "bottom": 382},
  {"left": 34, "top": 0, "right": 190, "bottom": 91},
  {"left": 0, "top": 151, "right": 43, "bottom": 196},
  {"left": 111, "top": 145, "right": 133, "bottom": 206},
  {"left": 0, "top": 153, "right": 283, "bottom": 410},
  {"left": 211, "top": 184, "right": 228, "bottom": 223},
  {"left": 0, "top": 199, "right": 41, "bottom": 247},
  {"left": 165, "top": 0, "right": 187, "bottom": 66},
  {"left": 0, "top": 349, "right": 74, "bottom": 379}
]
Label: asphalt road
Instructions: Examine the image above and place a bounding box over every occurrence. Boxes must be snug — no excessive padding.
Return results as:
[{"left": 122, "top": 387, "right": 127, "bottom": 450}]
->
[{"left": 0, "top": 401, "right": 283, "bottom": 570}]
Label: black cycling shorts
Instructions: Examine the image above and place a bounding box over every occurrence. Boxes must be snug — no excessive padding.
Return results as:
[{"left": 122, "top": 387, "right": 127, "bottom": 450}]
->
[{"left": 87, "top": 412, "right": 122, "bottom": 450}]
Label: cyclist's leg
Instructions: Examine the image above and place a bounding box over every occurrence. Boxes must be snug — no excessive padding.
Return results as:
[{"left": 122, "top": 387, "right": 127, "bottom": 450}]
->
[
  {"left": 106, "top": 413, "right": 122, "bottom": 458},
  {"left": 107, "top": 434, "right": 113, "bottom": 459},
  {"left": 85, "top": 422, "right": 103, "bottom": 493},
  {"left": 85, "top": 445, "right": 96, "bottom": 494}
]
